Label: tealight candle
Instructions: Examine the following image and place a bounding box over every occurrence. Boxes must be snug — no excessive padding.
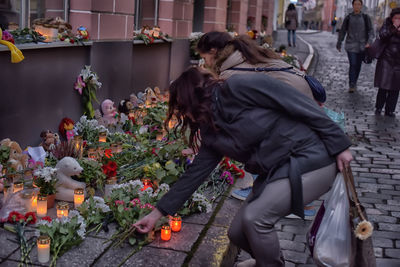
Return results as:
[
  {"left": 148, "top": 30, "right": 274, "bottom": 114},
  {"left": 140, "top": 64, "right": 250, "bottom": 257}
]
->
[
  {"left": 161, "top": 225, "right": 171, "bottom": 241},
  {"left": 31, "top": 193, "right": 38, "bottom": 210},
  {"left": 74, "top": 188, "right": 84, "bottom": 208},
  {"left": 104, "top": 177, "right": 117, "bottom": 197},
  {"left": 98, "top": 131, "right": 107, "bottom": 143},
  {"left": 56, "top": 201, "right": 69, "bottom": 218},
  {"left": 13, "top": 181, "right": 24, "bottom": 193},
  {"left": 170, "top": 215, "right": 182, "bottom": 232},
  {"left": 37, "top": 235, "right": 51, "bottom": 263},
  {"left": 37, "top": 195, "right": 47, "bottom": 217}
]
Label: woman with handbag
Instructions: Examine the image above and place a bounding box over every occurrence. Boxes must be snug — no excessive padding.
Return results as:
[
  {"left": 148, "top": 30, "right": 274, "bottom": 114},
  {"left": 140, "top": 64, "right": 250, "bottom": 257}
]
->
[
  {"left": 285, "top": 3, "right": 298, "bottom": 47},
  {"left": 133, "top": 67, "right": 353, "bottom": 267},
  {"left": 374, "top": 8, "right": 400, "bottom": 117}
]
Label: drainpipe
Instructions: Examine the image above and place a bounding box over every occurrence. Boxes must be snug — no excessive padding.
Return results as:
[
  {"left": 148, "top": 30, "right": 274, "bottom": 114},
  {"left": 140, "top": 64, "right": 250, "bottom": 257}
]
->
[
  {"left": 135, "top": 0, "right": 141, "bottom": 31},
  {"left": 64, "top": 0, "right": 69, "bottom": 22},
  {"left": 154, "top": 0, "right": 159, "bottom": 26}
]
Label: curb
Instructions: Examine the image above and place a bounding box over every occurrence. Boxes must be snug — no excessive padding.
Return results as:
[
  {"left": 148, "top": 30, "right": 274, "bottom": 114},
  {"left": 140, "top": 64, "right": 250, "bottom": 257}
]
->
[{"left": 297, "top": 35, "right": 314, "bottom": 72}]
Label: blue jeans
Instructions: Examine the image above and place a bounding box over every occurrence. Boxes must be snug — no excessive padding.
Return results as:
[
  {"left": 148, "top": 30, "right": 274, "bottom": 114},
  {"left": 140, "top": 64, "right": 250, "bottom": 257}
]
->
[
  {"left": 287, "top": 30, "right": 296, "bottom": 46},
  {"left": 347, "top": 51, "right": 364, "bottom": 87}
]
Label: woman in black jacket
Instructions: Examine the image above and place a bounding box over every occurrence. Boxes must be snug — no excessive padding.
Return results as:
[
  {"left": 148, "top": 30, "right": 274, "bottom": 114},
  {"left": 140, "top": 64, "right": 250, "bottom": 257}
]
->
[
  {"left": 134, "top": 67, "right": 353, "bottom": 266},
  {"left": 374, "top": 8, "right": 400, "bottom": 117}
]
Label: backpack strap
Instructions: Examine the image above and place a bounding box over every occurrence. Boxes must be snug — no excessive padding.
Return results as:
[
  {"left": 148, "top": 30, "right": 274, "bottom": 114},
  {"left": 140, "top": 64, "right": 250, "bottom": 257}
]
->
[{"left": 227, "top": 66, "right": 305, "bottom": 77}]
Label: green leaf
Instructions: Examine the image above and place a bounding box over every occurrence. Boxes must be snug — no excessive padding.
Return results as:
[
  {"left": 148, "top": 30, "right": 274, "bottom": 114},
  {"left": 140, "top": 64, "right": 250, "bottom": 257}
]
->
[
  {"left": 117, "top": 205, "right": 124, "bottom": 213},
  {"left": 128, "top": 237, "right": 137, "bottom": 245},
  {"left": 155, "top": 168, "right": 166, "bottom": 180}
]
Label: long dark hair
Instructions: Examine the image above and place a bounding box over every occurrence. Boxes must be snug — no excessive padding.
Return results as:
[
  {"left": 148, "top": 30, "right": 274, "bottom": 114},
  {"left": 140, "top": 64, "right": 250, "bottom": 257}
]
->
[
  {"left": 196, "top": 31, "right": 280, "bottom": 66},
  {"left": 165, "top": 67, "right": 217, "bottom": 152},
  {"left": 287, "top": 3, "right": 296, "bottom": 10}
]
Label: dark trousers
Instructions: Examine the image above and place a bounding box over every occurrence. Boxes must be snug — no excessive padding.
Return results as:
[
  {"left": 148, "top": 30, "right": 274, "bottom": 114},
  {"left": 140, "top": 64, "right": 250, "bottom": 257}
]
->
[
  {"left": 375, "top": 88, "right": 400, "bottom": 113},
  {"left": 287, "top": 30, "right": 296, "bottom": 46},
  {"left": 347, "top": 51, "right": 364, "bottom": 87}
]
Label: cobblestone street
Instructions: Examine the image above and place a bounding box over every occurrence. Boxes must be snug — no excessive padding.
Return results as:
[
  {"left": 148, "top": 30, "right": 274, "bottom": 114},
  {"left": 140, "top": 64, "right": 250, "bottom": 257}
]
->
[{"left": 235, "top": 31, "right": 400, "bottom": 267}]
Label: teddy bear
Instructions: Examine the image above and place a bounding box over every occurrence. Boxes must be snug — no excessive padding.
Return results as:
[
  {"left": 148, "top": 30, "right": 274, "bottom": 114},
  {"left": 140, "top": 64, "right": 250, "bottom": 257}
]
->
[
  {"left": 40, "top": 130, "right": 60, "bottom": 151},
  {"left": 101, "top": 99, "right": 118, "bottom": 125},
  {"left": 118, "top": 99, "right": 134, "bottom": 115},
  {"left": 0, "top": 138, "right": 28, "bottom": 172},
  {"left": 55, "top": 156, "right": 85, "bottom": 202}
]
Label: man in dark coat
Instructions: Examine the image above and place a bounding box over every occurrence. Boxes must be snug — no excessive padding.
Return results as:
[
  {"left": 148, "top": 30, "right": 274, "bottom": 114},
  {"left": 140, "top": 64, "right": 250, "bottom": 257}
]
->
[{"left": 374, "top": 8, "right": 400, "bottom": 117}]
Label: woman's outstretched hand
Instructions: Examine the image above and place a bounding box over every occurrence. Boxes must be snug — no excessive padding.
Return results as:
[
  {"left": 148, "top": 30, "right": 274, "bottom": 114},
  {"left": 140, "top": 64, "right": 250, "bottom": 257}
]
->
[
  {"left": 336, "top": 148, "right": 353, "bottom": 172},
  {"left": 133, "top": 208, "right": 163, "bottom": 233}
]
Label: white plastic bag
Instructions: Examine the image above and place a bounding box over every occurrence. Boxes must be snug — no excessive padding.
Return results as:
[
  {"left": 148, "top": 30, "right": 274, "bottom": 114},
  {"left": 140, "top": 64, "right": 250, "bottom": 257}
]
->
[{"left": 314, "top": 173, "right": 351, "bottom": 267}]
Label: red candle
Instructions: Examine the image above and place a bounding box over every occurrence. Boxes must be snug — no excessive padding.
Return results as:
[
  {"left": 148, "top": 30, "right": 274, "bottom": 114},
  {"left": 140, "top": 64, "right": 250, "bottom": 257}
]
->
[
  {"left": 161, "top": 225, "right": 171, "bottom": 241},
  {"left": 141, "top": 178, "right": 152, "bottom": 191},
  {"left": 170, "top": 215, "right": 182, "bottom": 232}
]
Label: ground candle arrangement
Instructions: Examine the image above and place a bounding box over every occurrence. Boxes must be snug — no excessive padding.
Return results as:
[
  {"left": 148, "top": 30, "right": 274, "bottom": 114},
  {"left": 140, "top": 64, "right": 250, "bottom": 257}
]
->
[
  {"left": 37, "top": 235, "right": 51, "bottom": 263},
  {"left": 74, "top": 188, "right": 84, "bottom": 208}
]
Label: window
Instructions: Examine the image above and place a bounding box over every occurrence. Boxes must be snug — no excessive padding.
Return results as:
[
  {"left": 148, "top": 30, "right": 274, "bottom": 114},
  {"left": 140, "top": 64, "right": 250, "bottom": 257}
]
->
[{"left": 0, "top": 0, "right": 68, "bottom": 30}]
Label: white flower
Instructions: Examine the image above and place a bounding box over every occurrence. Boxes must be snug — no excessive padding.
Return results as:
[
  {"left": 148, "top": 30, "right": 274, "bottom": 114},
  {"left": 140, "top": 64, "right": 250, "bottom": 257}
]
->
[
  {"left": 69, "top": 210, "right": 80, "bottom": 218},
  {"left": 77, "top": 228, "right": 85, "bottom": 238},
  {"left": 37, "top": 220, "right": 51, "bottom": 227},
  {"left": 189, "top": 32, "right": 204, "bottom": 41}
]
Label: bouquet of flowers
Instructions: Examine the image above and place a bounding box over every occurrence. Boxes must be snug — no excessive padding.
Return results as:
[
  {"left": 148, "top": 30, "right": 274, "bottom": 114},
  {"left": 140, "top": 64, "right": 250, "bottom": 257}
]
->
[
  {"left": 77, "top": 158, "right": 107, "bottom": 194},
  {"left": 74, "top": 66, "right": 102, "bottom": 119},
  {"left": 37, "top": 210, "right": 86, "bottom": 267},
  {"left": 33, "top": 167, "right": 58, "bottom": 196},
  {"left": 4, "top": 211, "right": 37, "bottom": 266},
  {"left": 77, "top": 196, "right": 111, "bottom": 234},
  {"left": 133, "top": 26, "right": 170, "bottom": 45},
  {"left": 74, "top": 115, "right": 108, "bottom": 143},
  {"left": 220, "top": 157, "right": 245, "bottom": 179},
  {"left": 102, "top": 160, "right": 118, "bottom": 179}
]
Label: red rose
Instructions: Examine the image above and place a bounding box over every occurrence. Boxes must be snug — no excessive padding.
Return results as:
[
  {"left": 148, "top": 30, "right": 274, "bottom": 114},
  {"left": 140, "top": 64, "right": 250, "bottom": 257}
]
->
[
  {"left": 70, "top": 39, "right": 75, "bottom": 44},
  {"left": 24, "top": 212, "right": 37, "bottom": 225},
  {"left": 239, "top": 169, "right": 245, "bottom": 178},
  {"left": 109, "top": 170, "right": 117, "bottom": 177},
  {"left": 107, "top": 161, "right": 117, "bottom": 171}
]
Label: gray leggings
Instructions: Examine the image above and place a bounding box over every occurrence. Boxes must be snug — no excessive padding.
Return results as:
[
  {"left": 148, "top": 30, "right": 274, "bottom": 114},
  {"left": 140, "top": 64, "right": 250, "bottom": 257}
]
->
[{"left": 228, "top": 163, "right": 337, "bottom": 267}]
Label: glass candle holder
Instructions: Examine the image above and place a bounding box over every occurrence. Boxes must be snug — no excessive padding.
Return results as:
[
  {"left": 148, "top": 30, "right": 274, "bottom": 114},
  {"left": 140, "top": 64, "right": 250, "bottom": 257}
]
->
[
  {"left": 3, "top": 185, "right": 10, "bottom": 199},
  {"left": 21, "top": 191, "right": 34, "bottom": 212},
  {"left": 104, "top": 177, "right": 117, "bottom": 197},
  {"left": 31, "top": 192, "right": 38, "bottom": 210},
  {"left": 170, "top": 215, "right": 182, "bottom": 232},
  {"left": 73, "top": 135, "right": 83, "bottom": 158},
  {"left": 98, "top": 131, "right": 107, "bottom": 143},
  {"left": 13, "top": 181, "right": 24, "bottom": 193},
  {"left": 56, "top": 202, "right": 69, "bottom": 218},
  {"left": 87, "top": 148, "right": 98, "bottom": 160},
  {"left": 141, "top": 178, "right": 152, "bottom": 191},
  {"left": 37, "top": 195, "right": 47, "bottom": 217},
  {"left": 74, "top": 188, "right": 84, "bottom": 208},
  {"left": 161, "top": 225, "right": 171, "bottom": 241},
  {"left": 37, "top": 235, "right": 51, "bottom": 263}
]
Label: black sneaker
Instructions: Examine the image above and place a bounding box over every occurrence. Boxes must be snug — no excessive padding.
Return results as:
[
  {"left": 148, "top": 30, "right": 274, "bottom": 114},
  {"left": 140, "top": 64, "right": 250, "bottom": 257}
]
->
[
  {"left": 375, "top": 109, "right": 382, "bottom": 115},
  {"left": 348, "top": 87, "right": 356, "bottom": 93}
]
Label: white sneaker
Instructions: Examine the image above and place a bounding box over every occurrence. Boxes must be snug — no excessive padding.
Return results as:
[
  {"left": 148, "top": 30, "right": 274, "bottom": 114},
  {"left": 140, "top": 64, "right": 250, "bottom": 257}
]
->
[{"left": 236, "top": 258, "right": 256, "bottom": 267}]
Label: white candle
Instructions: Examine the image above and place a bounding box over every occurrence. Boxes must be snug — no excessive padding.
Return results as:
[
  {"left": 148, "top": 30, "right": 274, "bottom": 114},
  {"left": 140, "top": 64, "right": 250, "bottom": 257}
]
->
[
  {"left": 37, "top": 235, "right": 50, "bottom": 263},
  {"left": 36, "top": 195, "right": 47, "bottom": 217}
]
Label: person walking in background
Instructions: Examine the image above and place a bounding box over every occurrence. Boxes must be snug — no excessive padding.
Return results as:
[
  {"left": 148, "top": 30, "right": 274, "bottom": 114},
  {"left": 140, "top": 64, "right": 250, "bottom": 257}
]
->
[
  {"left": 133, "top": 67, "right": 353, "bottom": 267},
  {"left": 285, "top": 3, "right": 298, "bottom": 47},
  {"left": 374, "top": 8, "right": 400, "bottom": 117},
  {"left": 331, "top": 17, "right": 337, "bottom": 34},
  {"left": 337, "top": 0, "right": 374, "bottom": 93}
]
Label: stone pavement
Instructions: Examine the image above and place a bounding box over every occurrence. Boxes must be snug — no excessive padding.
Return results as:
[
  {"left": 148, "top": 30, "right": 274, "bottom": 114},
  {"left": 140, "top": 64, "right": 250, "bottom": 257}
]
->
[{"left": 236, "top": 30, "right": 400, "bottom": 266}]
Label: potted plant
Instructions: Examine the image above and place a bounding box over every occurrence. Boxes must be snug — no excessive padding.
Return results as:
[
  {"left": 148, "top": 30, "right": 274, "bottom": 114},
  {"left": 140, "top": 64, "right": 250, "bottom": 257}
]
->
[{"left": 33, "top": 167, "right": 58, "bottom": 208}]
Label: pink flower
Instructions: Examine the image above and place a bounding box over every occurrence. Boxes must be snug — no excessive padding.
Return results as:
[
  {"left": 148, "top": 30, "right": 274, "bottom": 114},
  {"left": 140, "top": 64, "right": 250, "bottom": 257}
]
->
[
  {"left": 74, "top": 76, "right": 85, "bottom": 95},
  {"left": 115, "top": 200, "right": 124, "bottom": 206},
  {"left": 124, "top": 208, "right": 130, "bottom": 211}
]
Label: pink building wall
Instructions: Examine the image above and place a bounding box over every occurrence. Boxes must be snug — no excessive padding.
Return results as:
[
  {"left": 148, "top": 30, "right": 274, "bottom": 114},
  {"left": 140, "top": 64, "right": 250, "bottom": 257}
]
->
[
  {"left": 322, "top": 0, "right": 335, "bottom": 31},
  {"left": 228, "top": 0, "right": 249, "bottom": 33},
  {"left": 203, "top": 0, "right": 228, "bottom": 32}
]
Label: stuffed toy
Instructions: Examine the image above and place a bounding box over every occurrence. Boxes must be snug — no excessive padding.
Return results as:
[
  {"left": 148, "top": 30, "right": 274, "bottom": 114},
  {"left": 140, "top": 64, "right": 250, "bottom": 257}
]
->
[
  {"left": 58, "top": 117, "right": 75, "bottom": 141},
  {"left": 0, "top": 138, "right": 29, "bottom": 172},
  {"left": 55, "top": 156, "right": 85, "bottom": 201},
  {"left": 101, "top": 99, "right": 118, "bottom": 125},
  {"left": 118, "top": 99, "right": 134, "bottom": 115},
  {"left": 40, "top": 130, "right": 60, "bottom": 152}
]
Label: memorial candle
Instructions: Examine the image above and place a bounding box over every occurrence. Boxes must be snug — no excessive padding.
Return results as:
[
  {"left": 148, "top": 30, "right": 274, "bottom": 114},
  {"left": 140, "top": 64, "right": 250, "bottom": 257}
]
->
[
  {"left": 170, "top": 215, "right": 182, "bottom": 232},
  {"left": 74, "top": 188, "right": 84, "bottom": 208},
  {"left": 13, "top": 181, "right": 24, "bottom": 193},
  {"left": 37, "top": 195, "right": 47, "bottom": 217},
  {"left": 161, "top": 225, "right": 171, "bottom": 241},
  {"left": 56, "top": 202, "right": 69, "bottom": 218},
  {"left": 37, "top": 235, "right": 50, "bottom": 263},
  {"left": 98, "top": 131, "right": 107, "bottom": 143}
]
